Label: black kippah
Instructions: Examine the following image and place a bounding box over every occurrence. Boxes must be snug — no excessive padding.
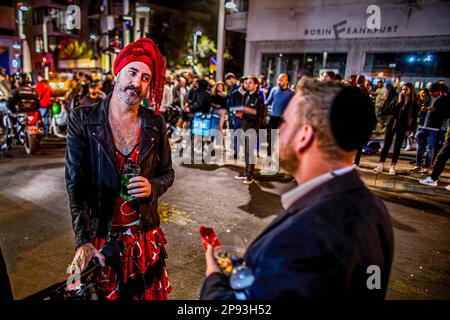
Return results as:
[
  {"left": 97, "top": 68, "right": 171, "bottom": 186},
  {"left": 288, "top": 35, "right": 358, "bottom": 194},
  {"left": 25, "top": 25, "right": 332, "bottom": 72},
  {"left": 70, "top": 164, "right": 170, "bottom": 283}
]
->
[{"left": 329, "top": 86, "right": 376, "bottom": 151}]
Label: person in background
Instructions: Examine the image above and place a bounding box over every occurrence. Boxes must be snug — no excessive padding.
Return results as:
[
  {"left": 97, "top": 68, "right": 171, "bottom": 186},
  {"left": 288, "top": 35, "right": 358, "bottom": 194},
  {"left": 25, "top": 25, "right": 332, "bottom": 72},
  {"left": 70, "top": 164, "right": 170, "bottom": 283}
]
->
[
  {"left": 374, "top": 83, "right": 419, "bottom": 175},
  {"left": 372, "top": 80, "right": 388, "bottom": 133},
  {"left": 410, "top": 83, "right": 449, "bottom": 173},
  {"left": 102, "top": 71, "right": 114, "bottom": 95},
  {"left": 352, "top": 75, "right": 372, "bottom": 167},
  {"left": 265, "top": 73, "right": 295, "bottom": 157},
  {"left": 419, "top": 120, "right": 450, "bottom": 190},
  {"left": 225, "top": 73, "right": 240, "bottom": 132},
  {"left": 187, "top": 79, "right": 211, "bottom": 116},
  {"left": 258, "top": 75, "right": 271, "bottom": 101},
  {"left": 79, "top": 80, "right": 103, "bottom": 107},
  {"left": 234, "top": 76, "right": 264, "bottom": 184},
  {"left": 321, "top": 71, "right": 335, "bottom": 81},
  {"left": 36, "top": 73, "right": 53, "bottom": 137},
  {"left": 161, "top": 74, "right": 174, "bottom": 113},
  {"left": 211, "top": 81, "right": 228, "bottom": 133}
]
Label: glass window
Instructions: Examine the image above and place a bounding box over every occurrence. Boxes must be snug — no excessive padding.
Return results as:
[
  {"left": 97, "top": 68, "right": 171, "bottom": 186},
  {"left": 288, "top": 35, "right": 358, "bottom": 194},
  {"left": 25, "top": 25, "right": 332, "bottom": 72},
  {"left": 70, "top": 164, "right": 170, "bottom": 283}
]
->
[
  {"left": 261, "top": 52, "right": 347, "bottom": 86},
  {"left": 363, "top": 52, "right": 450, "bottom": 78}
]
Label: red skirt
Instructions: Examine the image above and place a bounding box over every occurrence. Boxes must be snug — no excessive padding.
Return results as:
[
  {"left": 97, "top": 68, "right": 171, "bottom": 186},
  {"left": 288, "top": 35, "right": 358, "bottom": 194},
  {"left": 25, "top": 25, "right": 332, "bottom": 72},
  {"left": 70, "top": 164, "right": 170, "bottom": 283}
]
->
[{"left": 92, "top": 227, "right": 172, "bottom": 300}]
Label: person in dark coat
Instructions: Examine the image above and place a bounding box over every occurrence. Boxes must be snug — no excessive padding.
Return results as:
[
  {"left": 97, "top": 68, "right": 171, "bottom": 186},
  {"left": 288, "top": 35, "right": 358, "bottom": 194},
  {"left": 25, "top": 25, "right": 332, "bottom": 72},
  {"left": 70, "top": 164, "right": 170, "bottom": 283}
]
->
[
  {"left": 188, "top": 79, "right": 211, "bottom": 115},
  {"left": 201, "top": 79, "right": 393, "bottom": 300},
  {"left": 374, "top": 82, "right": 419, "bottom": 175}
]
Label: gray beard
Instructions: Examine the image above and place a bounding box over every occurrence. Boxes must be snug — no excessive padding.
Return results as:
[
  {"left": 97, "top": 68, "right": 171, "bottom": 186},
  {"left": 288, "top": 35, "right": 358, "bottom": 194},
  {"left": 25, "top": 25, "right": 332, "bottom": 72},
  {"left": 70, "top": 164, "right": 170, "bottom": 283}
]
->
[{"left": 117, "top": 86, "right": 144, "bottom": 106}]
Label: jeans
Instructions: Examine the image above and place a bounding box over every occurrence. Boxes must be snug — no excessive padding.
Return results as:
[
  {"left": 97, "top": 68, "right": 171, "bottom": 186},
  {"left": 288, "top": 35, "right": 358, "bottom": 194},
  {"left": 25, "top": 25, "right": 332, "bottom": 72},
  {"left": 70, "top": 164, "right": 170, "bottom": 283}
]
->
[
  {"left": 267, "top": 116, "right": 283, "bottom": 157},
  {"left": 415, "top": 128, "right": 438, "bottom": 168},
  {"left": 431, "top": 139, "right": 450, "bottom": 181},
  {"left": 39, "top": 107, "right": 50, "bottom": 137}
]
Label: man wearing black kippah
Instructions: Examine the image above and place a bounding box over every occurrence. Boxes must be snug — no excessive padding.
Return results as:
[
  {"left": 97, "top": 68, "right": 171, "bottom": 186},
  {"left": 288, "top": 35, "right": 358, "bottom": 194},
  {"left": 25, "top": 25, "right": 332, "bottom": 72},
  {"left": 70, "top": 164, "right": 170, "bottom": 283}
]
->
[{"left": 201, "top": 78, "right": 393, "bottom": 300}]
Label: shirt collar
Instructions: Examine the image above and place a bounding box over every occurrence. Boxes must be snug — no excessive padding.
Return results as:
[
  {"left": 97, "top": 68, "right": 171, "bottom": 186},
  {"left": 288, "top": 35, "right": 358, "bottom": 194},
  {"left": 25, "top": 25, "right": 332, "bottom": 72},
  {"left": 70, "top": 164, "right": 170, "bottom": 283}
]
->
[{"left": 281, "top": 166, "right": 354, "bottom": 210}]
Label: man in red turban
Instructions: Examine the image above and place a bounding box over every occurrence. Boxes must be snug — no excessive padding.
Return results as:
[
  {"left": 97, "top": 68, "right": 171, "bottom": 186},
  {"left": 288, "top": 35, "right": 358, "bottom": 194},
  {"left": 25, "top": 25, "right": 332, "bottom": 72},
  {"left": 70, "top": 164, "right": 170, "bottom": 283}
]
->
[{"left": 66, "top": 38, "right": 174, "bottom": 300}]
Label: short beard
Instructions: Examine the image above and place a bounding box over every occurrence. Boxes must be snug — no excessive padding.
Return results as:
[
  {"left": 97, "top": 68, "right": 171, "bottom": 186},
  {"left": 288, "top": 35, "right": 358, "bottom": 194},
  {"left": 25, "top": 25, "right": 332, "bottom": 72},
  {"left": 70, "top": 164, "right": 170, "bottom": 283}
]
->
[
  {"left": 280, "top": 142, "right": 299, "bottom": 176},
  {"left": 115, "top": 73, "right": 146, "bottom": 106}
]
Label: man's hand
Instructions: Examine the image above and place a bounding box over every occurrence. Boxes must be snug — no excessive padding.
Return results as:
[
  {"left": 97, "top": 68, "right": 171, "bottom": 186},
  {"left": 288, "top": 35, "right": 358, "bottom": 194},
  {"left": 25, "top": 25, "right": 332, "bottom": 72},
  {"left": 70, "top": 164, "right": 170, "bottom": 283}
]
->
[
  {"left": 128, "top": 176, "right": 152, "bottom": 198},
  {"left": 235, "top": 111, "right": 244, "bottom": 118},
  {"left": 405, "top": 131, "right": 413, "bottom": 137},
  {"left": 71, "top": 243, "right": 105, "bottom": 272},
  {"left": 205, "top": 244, "right": 221, "bottom": 277}
]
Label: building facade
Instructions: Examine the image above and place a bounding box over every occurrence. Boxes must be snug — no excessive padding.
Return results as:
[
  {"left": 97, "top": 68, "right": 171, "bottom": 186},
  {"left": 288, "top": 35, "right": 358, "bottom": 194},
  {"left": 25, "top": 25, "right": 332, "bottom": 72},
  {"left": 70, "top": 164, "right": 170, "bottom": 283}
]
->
[{"left": 226, "top": 0, "right": 450, "bottom": 86}]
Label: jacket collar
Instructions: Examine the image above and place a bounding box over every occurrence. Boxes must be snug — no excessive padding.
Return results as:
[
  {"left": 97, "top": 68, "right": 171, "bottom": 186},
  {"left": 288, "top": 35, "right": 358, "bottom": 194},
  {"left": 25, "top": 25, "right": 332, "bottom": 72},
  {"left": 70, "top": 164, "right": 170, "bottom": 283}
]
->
[
  {"left": 246, "top": 170, "right": 366, "bottom": 254},
  {"left": 84, "top": 93, "right": 161, "bottom": 169}
]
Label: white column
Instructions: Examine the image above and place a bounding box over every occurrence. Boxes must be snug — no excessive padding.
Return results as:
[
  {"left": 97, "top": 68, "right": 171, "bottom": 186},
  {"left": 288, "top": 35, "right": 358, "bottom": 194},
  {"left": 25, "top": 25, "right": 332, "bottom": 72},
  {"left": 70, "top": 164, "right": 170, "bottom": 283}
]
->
[
  {"left": 123, "top": 0, "right": 130, "bottom": 46},
  {"left": 216, "top": 0, "right": 226, "bottom": 82}
]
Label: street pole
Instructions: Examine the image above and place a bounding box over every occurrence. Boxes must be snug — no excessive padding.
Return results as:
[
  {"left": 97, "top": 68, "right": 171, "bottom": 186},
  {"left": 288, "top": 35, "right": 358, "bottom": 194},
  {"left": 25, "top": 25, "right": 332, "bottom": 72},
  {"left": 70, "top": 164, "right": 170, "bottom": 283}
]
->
[
  {"left": 18, "top": 8, "right": 24, "bottom": 74},
  {"left": 43, "top": 16, "right": 50, "bottom": 80},
  {"left": 101, "top": 0, "right": 111, "bottom": 72},
  {"left": 123, "top": 0, "right": 130, "bottom": 46},
  {"left": 193, "top": 32, "right": 197, "bottom": 64},
  {"left": 216, "top": 0, "right": 226, "bottom": 82}
]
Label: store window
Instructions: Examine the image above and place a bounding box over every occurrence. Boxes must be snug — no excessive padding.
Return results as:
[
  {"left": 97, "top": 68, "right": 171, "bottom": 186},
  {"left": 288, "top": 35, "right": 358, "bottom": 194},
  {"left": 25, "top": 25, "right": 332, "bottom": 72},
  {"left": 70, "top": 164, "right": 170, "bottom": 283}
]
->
[
  {"left": 363, "top": 52, "right": 450, "bottom": 78},
  {"left": 261, "top": 52, "right": 347, "bottom": 86}
]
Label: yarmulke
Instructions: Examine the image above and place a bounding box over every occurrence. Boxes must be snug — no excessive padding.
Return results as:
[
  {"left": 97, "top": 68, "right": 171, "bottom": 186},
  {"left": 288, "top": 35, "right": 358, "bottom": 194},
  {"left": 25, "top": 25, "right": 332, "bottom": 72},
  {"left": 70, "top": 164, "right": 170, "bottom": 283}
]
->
[{"left": 329, "top": 86, "right": 376, "bottom": 151}]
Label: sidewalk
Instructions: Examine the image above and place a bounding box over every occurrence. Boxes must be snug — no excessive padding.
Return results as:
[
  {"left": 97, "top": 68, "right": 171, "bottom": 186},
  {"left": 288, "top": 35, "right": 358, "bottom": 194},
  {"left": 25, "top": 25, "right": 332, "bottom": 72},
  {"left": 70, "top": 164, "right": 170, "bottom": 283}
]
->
[{"left": 357, "top": 151, "right": 450, "bottom": 197}]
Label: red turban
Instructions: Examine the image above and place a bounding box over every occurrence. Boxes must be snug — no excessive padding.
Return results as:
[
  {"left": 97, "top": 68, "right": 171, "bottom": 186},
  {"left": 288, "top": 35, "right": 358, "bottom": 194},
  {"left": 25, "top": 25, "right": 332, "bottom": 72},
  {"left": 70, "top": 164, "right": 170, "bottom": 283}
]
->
[{"left": 113, "top": 38, "right": 166, "bottom": 115}]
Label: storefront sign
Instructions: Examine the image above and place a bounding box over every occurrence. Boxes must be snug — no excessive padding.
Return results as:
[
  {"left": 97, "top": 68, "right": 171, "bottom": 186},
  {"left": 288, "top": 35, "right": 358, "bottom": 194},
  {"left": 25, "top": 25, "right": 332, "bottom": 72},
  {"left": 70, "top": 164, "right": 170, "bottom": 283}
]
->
[{"left": 304, "top": 20, "right": 399, "bottom": 40}]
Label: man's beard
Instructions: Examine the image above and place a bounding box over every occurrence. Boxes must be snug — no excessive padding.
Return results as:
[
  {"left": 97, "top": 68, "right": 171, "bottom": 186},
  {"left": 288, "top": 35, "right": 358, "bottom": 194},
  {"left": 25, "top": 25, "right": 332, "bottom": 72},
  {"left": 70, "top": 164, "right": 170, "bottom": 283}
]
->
[
  {"left": 280, "top": 142, "right": 299, "bottom": 176},
  {"left": 117, "top": 83, "right": 145, "bottom": 105}
]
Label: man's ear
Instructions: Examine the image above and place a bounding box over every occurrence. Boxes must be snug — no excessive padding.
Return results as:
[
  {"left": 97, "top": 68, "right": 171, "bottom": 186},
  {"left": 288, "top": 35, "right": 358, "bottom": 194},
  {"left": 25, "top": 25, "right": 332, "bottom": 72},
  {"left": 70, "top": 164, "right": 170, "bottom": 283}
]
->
[{"left": 294, "top": 124, "right": 315, "bottom": 152}]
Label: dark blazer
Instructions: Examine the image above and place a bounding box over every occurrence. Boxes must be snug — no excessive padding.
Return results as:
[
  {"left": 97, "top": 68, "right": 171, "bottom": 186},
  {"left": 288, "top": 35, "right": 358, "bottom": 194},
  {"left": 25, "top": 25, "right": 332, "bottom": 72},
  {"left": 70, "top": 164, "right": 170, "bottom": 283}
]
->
[
  {"left": 65, "top": 94, "right": 174, "bottom": 248},
  {"left": 201, "top": 170, "right": 394, "bottom": 300}
]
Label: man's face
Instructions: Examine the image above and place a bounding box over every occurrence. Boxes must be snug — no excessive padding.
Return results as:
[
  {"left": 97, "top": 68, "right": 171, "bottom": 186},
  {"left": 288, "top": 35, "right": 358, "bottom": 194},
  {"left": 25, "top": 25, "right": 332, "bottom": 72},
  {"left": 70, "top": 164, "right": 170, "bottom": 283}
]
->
[
  {"left": 246, "top": 79, "right": 257, "bottom": 92},
  {"left": 419, "top": 90, "right": 427, "bottom": 100},
  {"left": 89, "top": 85, "right": 99, "bottom": 97},
  {"left": 225, "top": 78, "right": 235, "bottom": 88},
  {"left": 259, "top": 77, "right": 266, "bottom": 87},
  {"left": 279, "top": 94, "right": 302, "bottom": 175},
  {"left": 278, "top": 75, "right": 288, "bottom": 89},
  {"left": 192, "top": 79, "right": 199, "bottom": 89},
  {"left": 431, "top": 90, "right": 440, "bottom": 98},
  {"left": 115, "top": 61, "right": 151, "bottom": 106},
  {"left": 377, "top": 81, "right": 383, "bottom": 88}
]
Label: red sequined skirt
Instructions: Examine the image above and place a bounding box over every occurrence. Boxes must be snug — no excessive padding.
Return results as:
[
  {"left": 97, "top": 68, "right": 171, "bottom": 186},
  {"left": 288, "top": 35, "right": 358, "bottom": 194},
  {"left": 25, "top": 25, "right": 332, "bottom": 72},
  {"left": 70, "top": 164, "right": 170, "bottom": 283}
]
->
[{"left": 91, "top": 227, "right": 172, "bottom": 300}]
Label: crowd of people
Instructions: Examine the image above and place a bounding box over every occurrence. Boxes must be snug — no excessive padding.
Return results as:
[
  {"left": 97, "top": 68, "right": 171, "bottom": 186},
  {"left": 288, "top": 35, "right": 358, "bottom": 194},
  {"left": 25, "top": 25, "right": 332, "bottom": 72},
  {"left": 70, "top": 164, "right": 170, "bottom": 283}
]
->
[
  {"left": 317, "top": 71, "right": 450, "bottom": 191},
  {"left": 2, "top": 65, "right": 449, "bottom": 189},
  {"left": 0, "top": 36, "right": 448, "bottom": 302}
]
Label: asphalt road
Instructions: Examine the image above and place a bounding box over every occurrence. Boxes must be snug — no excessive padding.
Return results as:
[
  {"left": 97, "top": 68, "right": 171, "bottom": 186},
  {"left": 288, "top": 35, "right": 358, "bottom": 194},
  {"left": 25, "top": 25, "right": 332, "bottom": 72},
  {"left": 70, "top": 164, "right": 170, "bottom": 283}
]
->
[{"left": 0, "top": 137, "right": 449, "bottom": 299}]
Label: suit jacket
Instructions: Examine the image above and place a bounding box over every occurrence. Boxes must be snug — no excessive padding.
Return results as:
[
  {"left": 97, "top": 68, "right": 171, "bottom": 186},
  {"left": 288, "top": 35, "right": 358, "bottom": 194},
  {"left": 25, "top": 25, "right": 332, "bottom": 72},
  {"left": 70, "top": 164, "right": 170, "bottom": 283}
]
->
[{"left": 201, "top": 170, "right": 394, "bottom": 300}]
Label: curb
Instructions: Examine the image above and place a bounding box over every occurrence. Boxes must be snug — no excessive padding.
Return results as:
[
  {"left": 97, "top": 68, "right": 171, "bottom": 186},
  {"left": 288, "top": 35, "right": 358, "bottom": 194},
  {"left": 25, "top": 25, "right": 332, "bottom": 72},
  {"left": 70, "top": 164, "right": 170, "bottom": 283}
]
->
[{"left": 358, "top": 169, "right": 450, "bottom": 197}]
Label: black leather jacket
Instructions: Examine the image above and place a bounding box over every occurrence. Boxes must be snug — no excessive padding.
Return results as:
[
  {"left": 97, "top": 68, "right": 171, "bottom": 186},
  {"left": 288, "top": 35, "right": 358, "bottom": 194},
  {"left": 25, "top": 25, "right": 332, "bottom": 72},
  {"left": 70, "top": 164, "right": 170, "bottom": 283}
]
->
[{"left": 65, "top": 94, "right": 174, "bottom": 248}]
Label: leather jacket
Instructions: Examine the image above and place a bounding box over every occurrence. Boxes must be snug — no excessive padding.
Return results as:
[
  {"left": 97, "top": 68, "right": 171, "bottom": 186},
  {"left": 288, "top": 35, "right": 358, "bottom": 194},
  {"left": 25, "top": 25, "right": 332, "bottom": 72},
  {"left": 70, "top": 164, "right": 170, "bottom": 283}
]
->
[{"left": 65, "top": 94, "right": 174, "bottom": 248}]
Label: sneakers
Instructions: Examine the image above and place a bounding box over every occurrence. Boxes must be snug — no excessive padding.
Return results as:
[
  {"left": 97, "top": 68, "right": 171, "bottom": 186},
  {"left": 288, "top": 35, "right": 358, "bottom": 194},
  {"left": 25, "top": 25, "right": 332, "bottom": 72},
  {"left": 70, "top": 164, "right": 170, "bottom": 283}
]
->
[
  {"left": 373, "top": 163, "right": 383, "bottom": 173},
  {"left": 389, "top": 165, "right": 396, "bottom": 175},
  {"left": 422, "top": 168, "right": 430, "bottom": 175},
  {"left": 445, "top": 185, "right": 450, "bottom": 192},
  {"left": 234, "top": 173, "right": 247, "bottom": 180},
  {"left": 243, "top": 176, "right": 255, "bottom": 185},
  {"left": 409, "top": 166, "right": 422, "bottom": 172},
  {"left": 419, "top": 176, "right": 438, "bottom": 187}
]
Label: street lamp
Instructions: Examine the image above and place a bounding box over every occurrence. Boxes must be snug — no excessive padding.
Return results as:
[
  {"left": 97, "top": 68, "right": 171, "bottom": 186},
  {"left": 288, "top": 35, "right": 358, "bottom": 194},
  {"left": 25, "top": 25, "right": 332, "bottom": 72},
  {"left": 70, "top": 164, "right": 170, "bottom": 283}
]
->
[{"left": 225, "top": 0, "right": 237, "bottom": 10}]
